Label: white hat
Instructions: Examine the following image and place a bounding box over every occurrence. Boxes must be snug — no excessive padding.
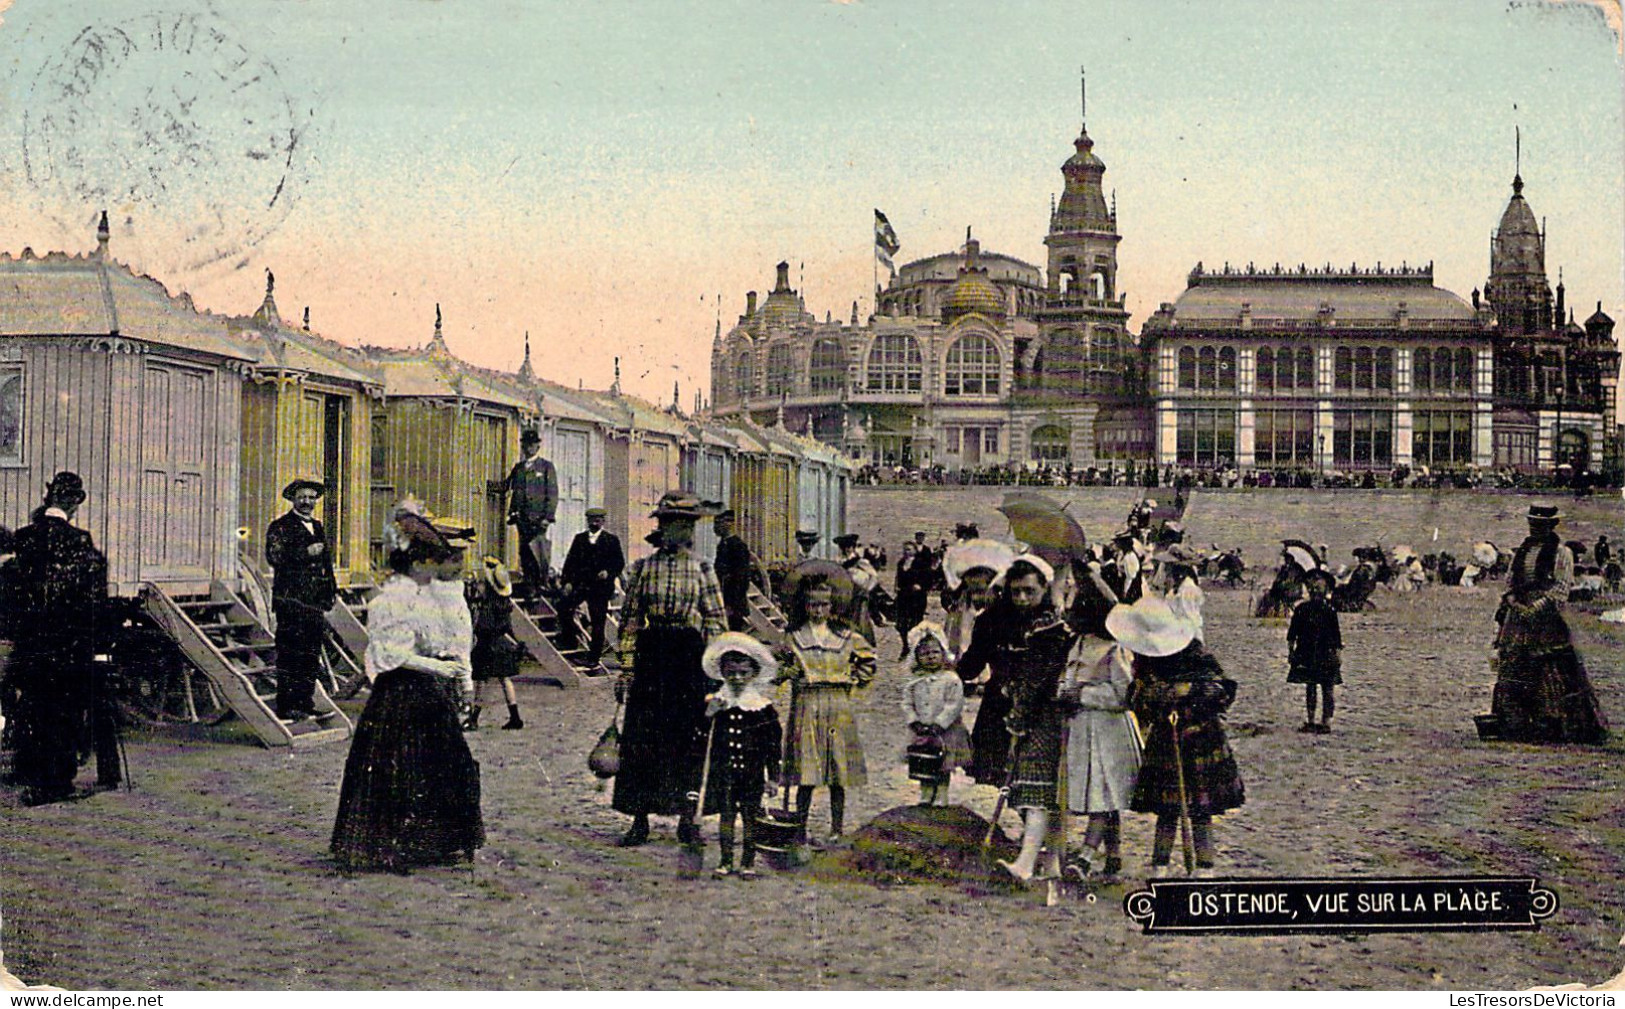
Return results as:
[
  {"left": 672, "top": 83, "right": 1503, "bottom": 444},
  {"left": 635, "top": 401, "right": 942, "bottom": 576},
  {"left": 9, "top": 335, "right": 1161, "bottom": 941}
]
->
[
  {"left": 906, "top": 620, "right": 952, "bottom": 656},
  {"left": 992, "top": 552, "right": 1054, "bottom": 588},
  {"left": 942, "top": 538, "right": 1016, "bottom": 590},
  {"left": 1105, "top": 595, "right": 1198, "bottom": 658},
  {"left": 700, "top": 632, "right": 779, "bottom": 682}
]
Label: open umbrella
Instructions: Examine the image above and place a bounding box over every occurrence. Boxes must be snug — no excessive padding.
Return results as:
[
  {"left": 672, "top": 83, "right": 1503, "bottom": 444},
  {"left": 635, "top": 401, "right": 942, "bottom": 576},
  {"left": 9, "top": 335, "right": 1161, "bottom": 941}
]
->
[
  {"left": 1280, "top": 539, "right": 1325, "bottom": 568},
  {"left": 1472, "top": 541, "right": 1499, "bottom": 567},
  {"left": 1282, "top": 545, "right": 1319, "bottom": 573},
  {"left": 998, "top": 491, "right": 1089, "bottom": 568}
]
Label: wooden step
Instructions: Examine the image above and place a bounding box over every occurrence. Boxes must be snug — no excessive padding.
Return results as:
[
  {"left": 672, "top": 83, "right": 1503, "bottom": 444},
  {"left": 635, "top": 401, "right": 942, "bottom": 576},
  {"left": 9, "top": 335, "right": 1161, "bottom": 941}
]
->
[
  {"left": 508, "top": 605, "right": 584, "bottom": 689},
  {"left": 140, "top": 582, "right": 354, "bottom": 748}
]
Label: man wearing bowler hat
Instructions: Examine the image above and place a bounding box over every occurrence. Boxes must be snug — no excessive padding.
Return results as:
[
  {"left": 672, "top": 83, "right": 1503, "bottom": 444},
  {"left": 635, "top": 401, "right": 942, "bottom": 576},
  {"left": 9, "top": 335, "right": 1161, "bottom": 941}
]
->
[
  {"left": 558, "top": 507, "right": 624, "bottom": 666},
  {"left": 2, "top": 472, "right": 116, "bottom": 805},
  {"left": 266, "top": 478, "right": 339, "bottom": 721},
  {"left": 505, "top": 428, "right": 558, "bottom": 600}
]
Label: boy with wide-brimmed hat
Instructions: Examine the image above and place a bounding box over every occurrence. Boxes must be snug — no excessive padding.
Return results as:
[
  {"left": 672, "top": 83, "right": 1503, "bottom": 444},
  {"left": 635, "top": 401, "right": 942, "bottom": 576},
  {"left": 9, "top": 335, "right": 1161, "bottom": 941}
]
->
[
  {"left": 697, "top": 632, "right": 783, "bottom": 877},
  {"left": 469, "top": 556, "right": 524, "bottom": 730}
]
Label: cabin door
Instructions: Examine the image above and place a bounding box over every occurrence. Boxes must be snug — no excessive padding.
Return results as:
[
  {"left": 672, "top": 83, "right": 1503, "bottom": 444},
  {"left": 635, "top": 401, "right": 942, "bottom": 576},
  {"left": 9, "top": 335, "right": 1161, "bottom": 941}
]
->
[
  {"left": 472, "top": 414, "right": 509, "bottom": 559},
  {"left": 140, "top": 361, "right": 211, "bottom": 582},
  {"left": 321, "top": 394, "right": 349, "bottom": 564},
  {"left": 552, "top": 427, "right": 589, "bottom": 552}
]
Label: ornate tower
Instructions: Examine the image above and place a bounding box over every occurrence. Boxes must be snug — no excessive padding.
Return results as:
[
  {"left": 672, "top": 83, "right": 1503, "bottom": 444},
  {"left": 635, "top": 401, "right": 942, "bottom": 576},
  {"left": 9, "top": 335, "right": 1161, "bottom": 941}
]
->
[
  {"left": 1485, "top": 170, "right": 1553, "bottom": 337},
  {"left": 1030, "top": 74, "right": 1131, "bottom": 398}
]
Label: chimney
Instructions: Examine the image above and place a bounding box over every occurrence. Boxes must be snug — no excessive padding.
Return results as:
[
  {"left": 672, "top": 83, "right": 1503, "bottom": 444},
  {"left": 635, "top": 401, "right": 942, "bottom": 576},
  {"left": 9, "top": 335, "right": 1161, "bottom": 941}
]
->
[
  {"left": 775, "top": 261, "right": 791, "bottom": 292},
  {"left": 95, "top": 210, "right": 110, "bottom": 257},
  {"left": 746, "top": 291, "right": 758, "bottom": 316}
]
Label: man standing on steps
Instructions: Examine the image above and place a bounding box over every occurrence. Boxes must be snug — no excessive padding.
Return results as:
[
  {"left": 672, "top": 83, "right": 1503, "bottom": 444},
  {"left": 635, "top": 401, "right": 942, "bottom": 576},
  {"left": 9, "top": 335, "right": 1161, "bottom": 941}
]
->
[
  {"left": 557, "top": 507, "right": 624, "bottom": 666},
  {"left": 266, "top": 478, "right": 339, "bottom": 722},
  {"left": 2, "top": 472, "right": 115, "bottom": 805},
  {"left": 712, "top": 509, "right": 764, "bottom": 632},
  {"left": 505, "top": 428, "right": 558, "bottom": 601}
]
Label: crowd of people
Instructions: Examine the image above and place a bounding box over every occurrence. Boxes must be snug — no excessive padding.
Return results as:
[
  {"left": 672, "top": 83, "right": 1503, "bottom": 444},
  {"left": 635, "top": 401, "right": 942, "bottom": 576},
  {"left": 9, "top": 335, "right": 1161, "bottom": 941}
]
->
[{"left": 0, "top": 450, "right": 1613, "bottom": 890}]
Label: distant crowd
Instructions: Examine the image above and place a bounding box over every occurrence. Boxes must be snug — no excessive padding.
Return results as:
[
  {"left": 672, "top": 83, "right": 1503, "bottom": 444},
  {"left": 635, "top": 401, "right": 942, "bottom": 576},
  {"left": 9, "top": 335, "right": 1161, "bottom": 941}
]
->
[{"left": 854, "top": 460, "right": 1617, "bottom": 494}]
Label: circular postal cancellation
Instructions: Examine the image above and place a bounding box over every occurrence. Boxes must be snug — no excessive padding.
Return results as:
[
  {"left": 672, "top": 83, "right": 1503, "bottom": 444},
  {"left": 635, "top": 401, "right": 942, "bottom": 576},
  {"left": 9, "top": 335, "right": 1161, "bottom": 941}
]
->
[{"left": 22, "top": 10, "right": 312, "bottom": 269}]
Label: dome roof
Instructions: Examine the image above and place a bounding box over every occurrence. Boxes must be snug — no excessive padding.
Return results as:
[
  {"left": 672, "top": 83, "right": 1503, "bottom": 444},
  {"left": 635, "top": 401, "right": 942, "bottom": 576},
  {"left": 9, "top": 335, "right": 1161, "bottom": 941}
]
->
[
  {"left": 941, "top": 236, "right": 1005, "bottom": 321},
  {"left": 1491, "top": 176, "right": 1544, "bottom": 277},
  {"left": 758, "top": 260, "right": 811, "bottom": 330}
]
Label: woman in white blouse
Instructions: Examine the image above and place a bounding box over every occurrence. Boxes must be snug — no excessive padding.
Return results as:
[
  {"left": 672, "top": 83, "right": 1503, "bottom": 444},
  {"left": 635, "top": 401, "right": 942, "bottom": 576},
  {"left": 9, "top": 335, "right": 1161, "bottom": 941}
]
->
[{"left": 331, "top": 509, "right": 484, "bottom": 873}]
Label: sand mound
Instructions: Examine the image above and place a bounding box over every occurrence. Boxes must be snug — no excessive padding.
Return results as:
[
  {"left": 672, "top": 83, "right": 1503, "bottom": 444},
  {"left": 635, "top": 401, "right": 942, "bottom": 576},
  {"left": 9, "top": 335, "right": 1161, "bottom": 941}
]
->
[{"left": 808, "top": 804, "right": 1024, "bottom": 894}]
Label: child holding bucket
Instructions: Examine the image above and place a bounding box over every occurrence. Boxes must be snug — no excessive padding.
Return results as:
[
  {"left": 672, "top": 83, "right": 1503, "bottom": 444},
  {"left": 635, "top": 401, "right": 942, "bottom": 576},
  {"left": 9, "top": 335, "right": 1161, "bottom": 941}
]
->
[
  {"left": 901, "top": 621, "right": 972, "bottom": 806},
  {"left": 697, "top": 632, "right": 783, "bottom": 878}
]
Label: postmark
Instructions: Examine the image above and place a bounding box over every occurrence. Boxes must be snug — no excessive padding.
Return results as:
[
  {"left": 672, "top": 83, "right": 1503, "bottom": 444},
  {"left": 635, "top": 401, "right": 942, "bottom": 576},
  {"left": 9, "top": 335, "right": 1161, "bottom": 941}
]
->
[{"left": 22, "top": 11, "right": 310, "bottom": 269}]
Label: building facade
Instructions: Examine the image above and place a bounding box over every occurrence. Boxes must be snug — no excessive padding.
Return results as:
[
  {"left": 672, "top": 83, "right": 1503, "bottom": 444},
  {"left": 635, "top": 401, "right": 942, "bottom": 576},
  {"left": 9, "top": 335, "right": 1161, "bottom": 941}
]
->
[{"left": 707, "top": 97, "right": 1618, "bottom": 480}]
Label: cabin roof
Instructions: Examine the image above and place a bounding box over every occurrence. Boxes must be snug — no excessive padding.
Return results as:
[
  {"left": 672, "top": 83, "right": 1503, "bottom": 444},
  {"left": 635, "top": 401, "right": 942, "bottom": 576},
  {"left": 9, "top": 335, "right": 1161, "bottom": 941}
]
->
[
  {"left": 0, "top": 252, "right": 254, "bottom": 361},
  {"left": 364, "top": 350, "right": 537, "bottom": 412}
]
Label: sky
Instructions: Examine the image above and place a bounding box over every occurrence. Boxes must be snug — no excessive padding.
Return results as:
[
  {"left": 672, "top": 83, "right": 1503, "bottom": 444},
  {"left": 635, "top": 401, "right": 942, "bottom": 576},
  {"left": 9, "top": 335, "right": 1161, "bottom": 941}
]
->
[{"left": 0, "top": 0, "right": 1619, "bottom": 406}]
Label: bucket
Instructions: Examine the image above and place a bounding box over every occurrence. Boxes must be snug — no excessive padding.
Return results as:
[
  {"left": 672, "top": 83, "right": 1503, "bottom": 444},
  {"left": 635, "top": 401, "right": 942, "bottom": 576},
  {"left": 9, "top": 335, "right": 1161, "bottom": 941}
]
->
[{"left": 1473, "top": 714, "right": 1502, "bottom": 741}]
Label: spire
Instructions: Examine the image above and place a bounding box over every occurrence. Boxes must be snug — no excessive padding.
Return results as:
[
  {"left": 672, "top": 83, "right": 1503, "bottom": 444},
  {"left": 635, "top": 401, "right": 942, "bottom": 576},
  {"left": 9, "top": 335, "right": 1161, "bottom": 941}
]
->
[
  {"left": 428, "top": 303, "right": 449, "bottom": 357},
  {"left": 518, "top": 331, "right": 535, "bottom": 381},
  {"left": 252, "top": 267, "right": 281, "bottom": 326},
  {"left": 672, "top": 379, "right": 680, "bottom": 411},
  {"left": 611, "top": 356, "right": 621, "bottom": 395},
  {"left": 1514, "top": 125, "right": 1522, "bottom": 193},
  {"left": 95, "top": 210, "right": 109, "bottom": 258},
  {"left": 302, "top": 306, "right": 310, "bottom": 332}
]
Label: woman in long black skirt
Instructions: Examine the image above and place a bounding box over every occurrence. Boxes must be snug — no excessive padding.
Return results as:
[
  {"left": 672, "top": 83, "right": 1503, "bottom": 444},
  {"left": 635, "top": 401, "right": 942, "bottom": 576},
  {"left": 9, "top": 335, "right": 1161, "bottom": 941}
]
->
[{"left": 331, "top": 510, "right": 484, "bottom": 873}]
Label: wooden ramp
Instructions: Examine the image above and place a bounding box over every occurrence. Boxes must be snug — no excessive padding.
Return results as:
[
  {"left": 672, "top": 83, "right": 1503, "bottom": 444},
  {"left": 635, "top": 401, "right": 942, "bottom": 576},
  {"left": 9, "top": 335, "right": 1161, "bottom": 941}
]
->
[
  {"left": 745, "top": 585, "right": 789, "bottom": 644},
  {"left": 327, "top": 587, "right": 376, "bottom": 671},
  {"left": 140, "top": 582, "right": 353, "bottom": 748}
]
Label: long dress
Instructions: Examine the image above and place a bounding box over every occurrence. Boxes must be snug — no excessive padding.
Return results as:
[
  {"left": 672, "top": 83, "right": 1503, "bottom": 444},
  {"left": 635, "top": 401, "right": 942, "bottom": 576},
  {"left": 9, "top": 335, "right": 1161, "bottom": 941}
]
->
[
  {"left": 958, "top": 601, "right": 1074, "bottom": 788},
  {"left": 1001, "top": 606, "right": 1076, "bottom": 811},
  {"left": 1129, "top": 643, "right": 1245, "bottom": 818},
  {"left": 1491, "top": 535, "right": 1609, "bottom": 744},
  {"left": 782, "top": 623, "right": 876, "bottom": 787},
  {"left": 331, "top": 575, "right": 485, "bottom": 872},
  {"left": 612, "top": 547, "right": 728, "bottom": 816},
  {"left": 1062, "top": 636, "right": 1142, "bottom": 815}
]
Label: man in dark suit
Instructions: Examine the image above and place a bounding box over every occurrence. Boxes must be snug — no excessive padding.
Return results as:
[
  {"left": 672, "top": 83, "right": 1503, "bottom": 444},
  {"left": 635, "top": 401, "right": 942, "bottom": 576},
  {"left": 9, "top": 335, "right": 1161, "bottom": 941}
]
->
[
  {"left": 712, "top": 509, "right": 764, "bottom": 632},
  {"left": 265, "top": 478, "right": 338, "bottom": 721},
  {"left": 505, "top": 428, "right": 558, "bottom": 600},
  {"left": 893, "top": 530, "right": 937, "bottom": 659},
  {"left": 558, "top": 507, "right": 624, "bottom": 665},
  {"left": 2, "top": 472, "right": 115, "bottom": 805}
]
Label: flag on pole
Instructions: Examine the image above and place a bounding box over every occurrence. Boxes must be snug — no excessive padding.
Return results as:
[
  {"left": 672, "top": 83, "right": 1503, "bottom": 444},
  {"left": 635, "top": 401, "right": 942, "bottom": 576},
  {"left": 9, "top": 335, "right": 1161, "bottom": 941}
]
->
[{"left": 874, "top": 208, "right": 899, "bottom": 274}]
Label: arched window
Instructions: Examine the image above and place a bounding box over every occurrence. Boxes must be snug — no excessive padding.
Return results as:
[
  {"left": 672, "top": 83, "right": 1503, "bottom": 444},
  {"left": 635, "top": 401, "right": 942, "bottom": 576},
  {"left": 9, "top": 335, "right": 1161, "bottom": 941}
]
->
[
  {"left": 809, "top": 338, "right": 846, "bottom": 393},
  {"left": 1454, "top": 347, "right": 1474, "bottom": 392},
  {"left": 865, "top": 334, "right": 923, "bottom": 393},
  {"left": 1414, "top": 348, "right": 1432, "bottom": 392},
  {"left": 1297, "top": 347, "right": 1315, "bottom": 390},
  {"left": 733, "top": 351, "right": 754, "bottom": 401},
  {"left": 1218, "top": 346, "right": 1237, "bottom": 391},
  {"left": 1089, "top": 271, "right": 1106, "bottom": 300},
  {"left": 1030, "top": 424, "right": 1070, "bottom": 462},
  {"left": 0, "top": 368, "right": 21, "bottom": 463},
  {"left": 1353, "top": 347, "right": 1373, "bottom": 390},
  {"left": 1375, "top": 347, "right": 1394, "bottom": 390},
  {"left": 1432, "top": 346, "right": 1451, "bottom": 391},
  {"left": 945, "top": 334, "right": 1001, "bottom": 396},
  {"left": 765, "top": 343, "right": 794, "bottom": 397},
  {"left": 1257, "top": 347, "right": 1275, "bottom": 392},
  {"left": 1198, "top": 347, "right": 1217, "bottom": 389},
  {"left": 1334, "top": 347, "right": 1352, "bottom": 390},
  {"left": 1177, "top": 347, "right": 1196, "bottom": 390}
]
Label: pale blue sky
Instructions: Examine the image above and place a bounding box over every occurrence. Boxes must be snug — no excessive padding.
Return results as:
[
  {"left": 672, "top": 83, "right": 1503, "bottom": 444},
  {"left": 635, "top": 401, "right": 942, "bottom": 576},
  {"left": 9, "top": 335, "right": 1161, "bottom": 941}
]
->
[{"left": 0, "top": 0, "right": 1618, "bottom": 402}]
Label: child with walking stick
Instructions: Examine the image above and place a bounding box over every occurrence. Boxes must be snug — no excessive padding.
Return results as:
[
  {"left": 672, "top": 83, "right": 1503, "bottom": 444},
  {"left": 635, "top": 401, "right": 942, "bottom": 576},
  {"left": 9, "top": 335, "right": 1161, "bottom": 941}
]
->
[
  {"left": 1112, "top": 596, "right": 1244, "bottom": 876},
  {"left": 696, "top": 632, "right": 783, "bottom": 878}
]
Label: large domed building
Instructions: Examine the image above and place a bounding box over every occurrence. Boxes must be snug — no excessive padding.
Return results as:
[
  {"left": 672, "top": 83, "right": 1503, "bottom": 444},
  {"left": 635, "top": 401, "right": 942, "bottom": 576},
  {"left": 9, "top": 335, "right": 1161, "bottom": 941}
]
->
[
  {"left": 709, "top": 108, "right": 1152, "bottom": 471},
  {"left": 708, "top": 97, "right": 1619, "bottom": 480}
]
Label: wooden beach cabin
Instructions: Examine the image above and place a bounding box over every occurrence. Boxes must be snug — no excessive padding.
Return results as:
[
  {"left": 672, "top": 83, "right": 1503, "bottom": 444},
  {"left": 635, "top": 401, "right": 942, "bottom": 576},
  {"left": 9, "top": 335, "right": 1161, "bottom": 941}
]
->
[
  {"left": 230, "top": 276, "right": 383, "bottom": 590},
  {"left": 365, "top": 310, "right": 536, "bottom": 574},
  {"left": 578, "top": 389, "right": 688, "bottom": 563},
  {"left": 728, "top": 421, "right": 802, "bottom": 564},
  {"left": 0, "top": 223, "right": 251, "bottom": 598},
  {"left": 682, "top": 419, "right": 738, "bottom": 561}
]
